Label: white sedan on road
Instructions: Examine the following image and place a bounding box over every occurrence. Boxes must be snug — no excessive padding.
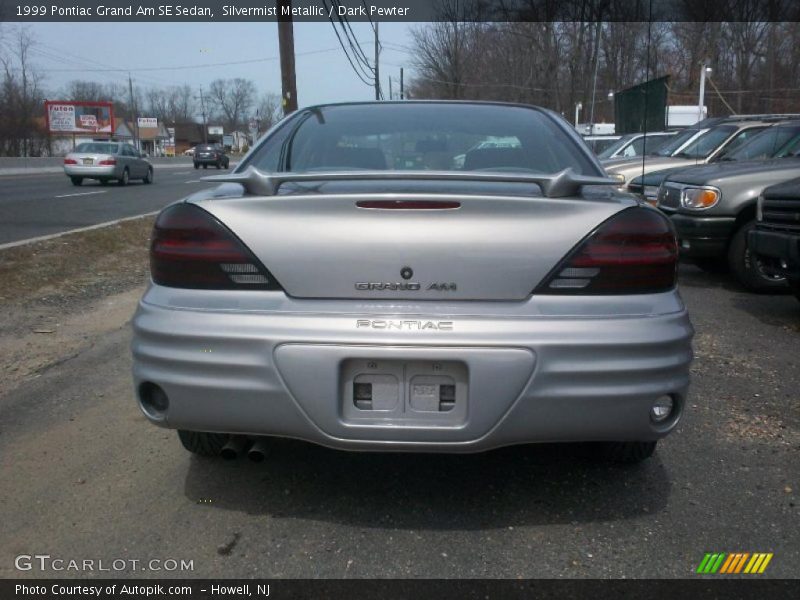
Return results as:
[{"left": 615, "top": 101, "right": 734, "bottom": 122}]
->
[{"left": 63, "top": 142, "right": 153, "bottom": 186}]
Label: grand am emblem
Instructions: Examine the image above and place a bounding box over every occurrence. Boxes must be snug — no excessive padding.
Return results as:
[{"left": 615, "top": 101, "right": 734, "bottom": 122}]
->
[
  {"left": 355, "top": 282, "right": 457, "bottom": 291},
  {"left": 356, "top": 320, "right": 454, "bottom": 331}
]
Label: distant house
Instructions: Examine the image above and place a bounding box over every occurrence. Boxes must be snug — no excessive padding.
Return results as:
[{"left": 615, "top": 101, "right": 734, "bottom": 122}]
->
[
  {"left": 173, "top": 122, "right": 223, "bottom": 155},
  {"left": 114, "top": 119, "right": 170, "bottom": 156}
]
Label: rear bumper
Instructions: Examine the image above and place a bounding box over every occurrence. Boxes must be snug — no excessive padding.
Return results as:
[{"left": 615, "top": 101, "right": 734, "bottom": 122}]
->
[
  {"left": 131, "top": 286, "right": 694, "bottom": 452},
  {"left": 749, "top": 227, "right": 800, "bottom": 278},
  {"left": 194, "top": 156, "right": 222, "bottom": 164},
  {"left": 63, "top": 165, "right": 117, "bottom": 178},
  {"left": 665, "top": 212, "right": 736, "bottom": 258}
]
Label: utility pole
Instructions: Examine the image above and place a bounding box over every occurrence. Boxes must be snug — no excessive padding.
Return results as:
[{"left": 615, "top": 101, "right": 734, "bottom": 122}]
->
[
  {"left": 588, "top": 20, "right": 602, "bottom": 135},
  {"left": 278, "top": 0, "right": 298, "bottom": 115},
  {"left": 389, "top": 76, "right": 393, "bottom": 100},
  {"left": 128, "top": 73, "right": 139, "bottom": 151},
  {"left": 199, "top": 84, "right": 208, "bottom": 144},
  {"left": 698, "top": 63, "right": 711, "bottom": 121},
  {"left": 400, "top": 67, "right": 404, "bottom": 99},
  {"left": 374, "top": 21, "right": 380, "bottom": 100}
]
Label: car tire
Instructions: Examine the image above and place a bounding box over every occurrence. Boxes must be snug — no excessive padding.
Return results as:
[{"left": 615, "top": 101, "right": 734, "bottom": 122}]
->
[
  {"left": 600, "top": 441, "right": 657, "bottom": 464},
  {"left": 194, "top": 162, "right": 199, "bottom": 169},
  {"left": 216, "top": 160, "right": 221, "bottom": 169},
  {"left": 177, "top": 430, "right": 229, "bottom": 457},
  {"left": 224, "top": 160, "right": 230, "bottom": 169},
  {"left": 202, "top": 164, "right": 207, "bottom": 169},
  {"left": 727, "top": 220, "right": 786, "bottom": 292},
  {"left": 143, "top": 167, "right": 153, "bottom": 184},
  {"left": 117, "top": 168, "right": 129, "bottom": 186},
  {"left": 70, "top": 176, "right": 83, "bottom": 186}
]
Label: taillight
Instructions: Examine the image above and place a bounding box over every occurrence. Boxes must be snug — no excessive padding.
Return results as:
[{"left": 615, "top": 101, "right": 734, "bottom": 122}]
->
[
  {"left": 64, "top": 158, "right": 77, "bottom": 165},
  {"left": 98, "top": 158, "right": 116, "bottom": 165},
  {"left": 150, "top": 203, "right": 282, "bottom": 290},
  {"left": 537, "top": 207, "right": 678, "bottom": 294}
]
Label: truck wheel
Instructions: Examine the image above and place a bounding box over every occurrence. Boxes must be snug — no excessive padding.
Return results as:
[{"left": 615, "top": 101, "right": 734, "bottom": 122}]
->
[
  {"left": 791, "top": 281, "right": 800, "bottom": 303},
  {"left": 728, "top": 220, "right": 786, "bottom": 292},
  {"left": 70, "top": 177, "right": 83, "bottom": 186},
  {"left": 177, "top": 430, "right": 229, "bottom": 457},
  {"left": 601, "top": 441, "right": 657, "bottom": 464}
]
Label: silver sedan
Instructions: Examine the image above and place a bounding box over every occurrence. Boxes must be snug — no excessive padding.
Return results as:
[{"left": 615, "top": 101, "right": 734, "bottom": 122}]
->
[
  {"left": 63, "top": 142, "right": 153, "bottom": 186},
  {"left": 131, "top": 101, "right": 694, "bottom": 464}
]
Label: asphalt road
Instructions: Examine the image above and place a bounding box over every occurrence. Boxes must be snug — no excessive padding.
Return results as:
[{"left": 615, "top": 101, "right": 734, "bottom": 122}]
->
[
  {"left": 0, "top": 266, "right": 798, "bottom": 579},
  {"left": 0, "top": 166, "right": 226, "bottom": 245}
]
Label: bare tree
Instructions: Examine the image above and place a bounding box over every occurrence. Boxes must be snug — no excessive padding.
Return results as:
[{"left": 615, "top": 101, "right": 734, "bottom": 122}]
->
[
  {"left": 253, "top": 92, "right": 282, "bottom": 132},
  {"left": 207, "top": 78, "right": 256, "bottom": 132},
  {"left": 0, "top": 26, "right": 46, "bottom": 156}
]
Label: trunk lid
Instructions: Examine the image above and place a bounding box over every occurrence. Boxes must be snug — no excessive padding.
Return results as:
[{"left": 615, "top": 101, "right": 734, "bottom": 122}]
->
[{"left": 192, "top": 181, "right": 631, "bottom": 300}]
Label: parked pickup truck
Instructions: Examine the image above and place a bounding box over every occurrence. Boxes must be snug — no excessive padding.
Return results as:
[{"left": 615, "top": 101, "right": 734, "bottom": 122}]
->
[
  {"left": 655, "top": 147, "right": 800, "bottom": 291},
  {"left": 750, "top": 177, "right": 800, "bottom": 303}
]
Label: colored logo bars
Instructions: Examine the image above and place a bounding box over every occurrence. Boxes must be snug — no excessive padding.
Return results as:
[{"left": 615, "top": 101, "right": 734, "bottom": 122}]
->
[{"left": 696, "top": 552, "right": 773, "bottom": 574}]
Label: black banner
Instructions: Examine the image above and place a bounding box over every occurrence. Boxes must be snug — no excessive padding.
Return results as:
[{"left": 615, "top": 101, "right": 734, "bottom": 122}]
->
[
  {"left": 2, "top": 579, "right": 800, "bottom": 600},
  {"left": 2, "top": 0, "right": 800, "bottom": 23}
]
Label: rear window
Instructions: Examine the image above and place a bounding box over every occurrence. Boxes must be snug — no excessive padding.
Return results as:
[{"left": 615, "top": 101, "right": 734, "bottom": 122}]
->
[
  {"left": 249, "top": 103, "right": 599, "bottom": 176},
  {"left": 75, "top": 143, "right": 118, "bottom": 154}
]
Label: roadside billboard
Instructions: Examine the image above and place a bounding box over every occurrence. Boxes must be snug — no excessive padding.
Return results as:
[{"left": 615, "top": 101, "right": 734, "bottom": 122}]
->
[{"left": 45, "top": 101, "right": 115, "bottom": 134}]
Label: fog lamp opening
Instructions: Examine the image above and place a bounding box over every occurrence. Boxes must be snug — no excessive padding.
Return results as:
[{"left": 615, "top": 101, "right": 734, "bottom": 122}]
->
[
  {"left": 139, "top": 382, "right": 169, "bottom": 419},
  {"left": 650, "top": 395, "right": 674, "bottom": 423}
]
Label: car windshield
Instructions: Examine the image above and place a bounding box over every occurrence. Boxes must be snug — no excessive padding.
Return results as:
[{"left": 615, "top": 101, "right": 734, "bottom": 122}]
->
[
  {"left": 672, "top": 126, "right": 737, "bottom": 159},
  {"left": 719, "top": 126, "right": 800, "bottom": 161},
  {"left": 74, "top": 143, "right": 119, "bottom": 154},
  {"left": 597, "top": 134, "right": 636, "bottom": 159},
  {"left": 266, "top": 103, "right": 598, "bottom": 175},
  {"left": 652, "top": 128, "right": 702, "bottom": 157}
]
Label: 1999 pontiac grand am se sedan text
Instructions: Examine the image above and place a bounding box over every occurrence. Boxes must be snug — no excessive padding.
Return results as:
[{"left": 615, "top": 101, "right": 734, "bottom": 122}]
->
[{"left": 131, "top": 102, "right": 694, "bottom": 464}]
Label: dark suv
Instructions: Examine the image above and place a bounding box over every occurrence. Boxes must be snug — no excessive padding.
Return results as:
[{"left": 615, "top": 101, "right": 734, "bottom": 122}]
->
[
  {"left": 750, "top": 177, "right": 800, "bottom": 302},
  {"left": 193, "top": 144, "right": 230, "bottom": 169}
]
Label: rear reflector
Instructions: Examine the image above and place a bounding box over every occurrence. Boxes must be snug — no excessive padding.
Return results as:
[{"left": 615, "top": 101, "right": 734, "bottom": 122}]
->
[
  {"left": 63, "top": 158, "right": 77, "bottom": 165},
  {"left": 356, "top": 200, "right": 461, "bottom": 210},
  {"left": 150, "top": 203, "right": 281, "bottom": 290},
  {"left": 537, "top": 207, "right": 678, "bottom": 295}
]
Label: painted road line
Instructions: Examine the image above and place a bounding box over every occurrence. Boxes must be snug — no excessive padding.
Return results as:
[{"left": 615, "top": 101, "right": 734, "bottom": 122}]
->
[
  {"left": 54, "top": 190, "right": 109, "bottom": 198},
  {"left": 0, "top": 211, "right": 160, "bottom": 251}
]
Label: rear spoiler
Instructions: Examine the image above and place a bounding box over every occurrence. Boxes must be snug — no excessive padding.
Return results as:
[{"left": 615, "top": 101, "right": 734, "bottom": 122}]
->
[{"left": 202, "top": 166, "right": 618, "bottom": 199}]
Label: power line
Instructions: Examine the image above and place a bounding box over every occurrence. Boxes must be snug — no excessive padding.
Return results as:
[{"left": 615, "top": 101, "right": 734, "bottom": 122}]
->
[
  {"left": 321, "top": 0, "right": 375, "bottom": 87},
  {"left": 29, "top": 46, "right": 348, "bottom": 73}
]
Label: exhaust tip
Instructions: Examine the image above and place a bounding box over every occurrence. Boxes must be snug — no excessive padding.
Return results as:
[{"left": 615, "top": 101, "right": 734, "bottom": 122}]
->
[
  {"left": 247, "top": 439, "right": 271, "bottom": 462},
  {"left": 220, "top": 436, "right": 249, "bottom": 460}
]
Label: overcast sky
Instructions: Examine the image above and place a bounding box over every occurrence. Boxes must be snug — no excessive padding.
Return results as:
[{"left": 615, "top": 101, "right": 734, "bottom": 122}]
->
[{"left": 25, "top": 22, "right": 416, "bottom": 108}]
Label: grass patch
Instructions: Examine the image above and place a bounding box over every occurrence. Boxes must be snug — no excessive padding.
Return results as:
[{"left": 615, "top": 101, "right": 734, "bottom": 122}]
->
[{"left": 0, "top": 216, "right": 154, "bottom": 307}]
